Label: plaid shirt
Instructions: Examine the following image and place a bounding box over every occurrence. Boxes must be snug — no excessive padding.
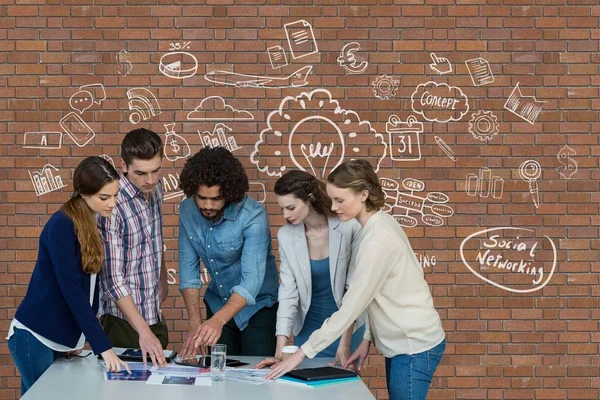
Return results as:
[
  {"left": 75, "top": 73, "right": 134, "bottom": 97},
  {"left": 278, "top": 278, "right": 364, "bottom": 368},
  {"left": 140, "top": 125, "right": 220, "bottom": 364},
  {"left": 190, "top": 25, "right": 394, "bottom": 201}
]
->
[{"left": 97, "top": 177, "right": 163, "bottom": 325}]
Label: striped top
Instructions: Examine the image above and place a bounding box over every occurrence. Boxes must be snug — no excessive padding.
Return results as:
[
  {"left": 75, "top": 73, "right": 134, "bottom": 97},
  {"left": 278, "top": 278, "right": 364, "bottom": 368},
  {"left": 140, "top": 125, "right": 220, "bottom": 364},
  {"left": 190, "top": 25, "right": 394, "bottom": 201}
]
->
[{"left": 97, "top": 176, "right": 163, "bottom": 325}]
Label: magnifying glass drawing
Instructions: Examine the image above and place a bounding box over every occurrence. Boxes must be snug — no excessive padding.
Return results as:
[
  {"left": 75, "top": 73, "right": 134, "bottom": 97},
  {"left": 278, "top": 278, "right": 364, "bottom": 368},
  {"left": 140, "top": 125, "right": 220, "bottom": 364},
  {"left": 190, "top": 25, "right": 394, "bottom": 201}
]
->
[{"left": 518, "top": 160, "right": 541, "bottom": 208}]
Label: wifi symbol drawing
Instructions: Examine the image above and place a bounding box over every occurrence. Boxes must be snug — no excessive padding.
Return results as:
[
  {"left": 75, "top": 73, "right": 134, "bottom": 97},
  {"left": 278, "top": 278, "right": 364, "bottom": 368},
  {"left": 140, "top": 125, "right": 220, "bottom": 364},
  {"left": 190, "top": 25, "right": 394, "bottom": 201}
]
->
[{"left": 127, "top": 87, "right": 162, "bottom": 124}]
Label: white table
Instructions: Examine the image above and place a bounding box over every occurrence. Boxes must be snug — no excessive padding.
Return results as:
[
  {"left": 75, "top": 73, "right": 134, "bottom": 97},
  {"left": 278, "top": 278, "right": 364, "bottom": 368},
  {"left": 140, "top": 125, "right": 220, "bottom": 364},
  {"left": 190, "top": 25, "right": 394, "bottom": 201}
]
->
[{"left": 22, "top": 355, "right": 375, "bottom": 399}]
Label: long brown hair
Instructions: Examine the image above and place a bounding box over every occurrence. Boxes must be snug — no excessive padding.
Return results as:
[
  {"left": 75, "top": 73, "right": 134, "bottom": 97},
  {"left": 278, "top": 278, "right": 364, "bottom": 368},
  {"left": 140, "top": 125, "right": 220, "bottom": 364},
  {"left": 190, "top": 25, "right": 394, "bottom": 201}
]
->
[
  {"left": 327, "top": 159, "right": 385, "bottom": 212},
  {"left": 274, "top": 170, "right": 335, "bottom": 216},
  {"left": 61, "top": 157, "right": 119, "bottom": 274}
]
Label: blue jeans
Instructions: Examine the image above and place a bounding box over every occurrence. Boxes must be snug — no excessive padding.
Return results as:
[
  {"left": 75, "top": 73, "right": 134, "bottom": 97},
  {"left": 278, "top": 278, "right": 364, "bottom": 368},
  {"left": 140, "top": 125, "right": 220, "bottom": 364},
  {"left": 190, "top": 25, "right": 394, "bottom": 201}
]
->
[
  {"left": 7, "top": 327, "right": 61, "bottom": 396},
  {"left": 385, "top": 339, "right": 446, "bottom": 400}
]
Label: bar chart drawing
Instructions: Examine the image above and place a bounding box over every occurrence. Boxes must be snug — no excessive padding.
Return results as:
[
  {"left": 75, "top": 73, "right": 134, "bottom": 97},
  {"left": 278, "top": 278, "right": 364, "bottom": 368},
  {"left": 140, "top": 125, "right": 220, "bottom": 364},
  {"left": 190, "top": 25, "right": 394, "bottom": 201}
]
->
[
  {"left": 29, "top": 164, "right": 67, "bottom": 196},
  {"left": 503, "top": 83, "right": 543, "bottom": 125},
  {"left": 465, "top": 168, "right": 504, "bottom": 199},
  {"left": 198, "top": 123, "right": 241, "bottom": 153}
]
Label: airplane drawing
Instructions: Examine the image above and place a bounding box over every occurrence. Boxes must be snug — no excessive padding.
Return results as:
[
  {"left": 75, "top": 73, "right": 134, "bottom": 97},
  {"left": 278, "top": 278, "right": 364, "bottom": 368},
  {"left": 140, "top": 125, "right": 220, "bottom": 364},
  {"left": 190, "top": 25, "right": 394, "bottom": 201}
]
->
[{"left": 204, "top": 66, "right": 312, "bottom": 89}]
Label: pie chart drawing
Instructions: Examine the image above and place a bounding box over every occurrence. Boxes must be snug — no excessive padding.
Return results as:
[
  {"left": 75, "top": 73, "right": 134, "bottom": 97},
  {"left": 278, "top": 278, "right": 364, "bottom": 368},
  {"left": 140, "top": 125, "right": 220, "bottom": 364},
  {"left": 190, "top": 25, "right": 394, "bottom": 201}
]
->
[{"left": 159, "top": 52, "right": 198, "bottom": 79}]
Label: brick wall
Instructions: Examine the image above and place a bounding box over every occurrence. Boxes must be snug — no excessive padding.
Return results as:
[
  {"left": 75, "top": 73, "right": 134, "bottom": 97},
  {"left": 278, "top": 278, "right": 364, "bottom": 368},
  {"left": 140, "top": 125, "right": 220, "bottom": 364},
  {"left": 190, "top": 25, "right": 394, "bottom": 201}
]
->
[{"left": 1, "top": 1, "right": 599, "bottom": 399}]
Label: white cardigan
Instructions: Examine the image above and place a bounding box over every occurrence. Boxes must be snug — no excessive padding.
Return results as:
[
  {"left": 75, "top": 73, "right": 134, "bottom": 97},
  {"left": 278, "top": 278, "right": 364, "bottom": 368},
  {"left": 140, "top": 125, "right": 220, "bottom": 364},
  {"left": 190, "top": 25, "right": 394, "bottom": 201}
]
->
[
  {"left": 301, "top": 211, "right": 445, "bottom": 358},
  {"left": 275, "top": 216, "right": 364, "bottom": 338}
]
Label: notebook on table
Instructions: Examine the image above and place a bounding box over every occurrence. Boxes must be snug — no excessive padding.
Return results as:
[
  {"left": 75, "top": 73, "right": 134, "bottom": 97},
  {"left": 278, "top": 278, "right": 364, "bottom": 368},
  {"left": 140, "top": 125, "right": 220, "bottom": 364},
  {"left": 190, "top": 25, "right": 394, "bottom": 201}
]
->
[{"left": 283, "top": 366, "right": 358, "bottom": 382}]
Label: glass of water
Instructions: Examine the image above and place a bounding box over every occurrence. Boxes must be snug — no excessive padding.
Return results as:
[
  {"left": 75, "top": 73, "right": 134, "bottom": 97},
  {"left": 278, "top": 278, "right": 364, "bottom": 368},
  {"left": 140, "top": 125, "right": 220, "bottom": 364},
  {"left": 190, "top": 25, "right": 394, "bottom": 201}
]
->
[{"left": 211, "top": 344, "right": 227, "bottom": 382}]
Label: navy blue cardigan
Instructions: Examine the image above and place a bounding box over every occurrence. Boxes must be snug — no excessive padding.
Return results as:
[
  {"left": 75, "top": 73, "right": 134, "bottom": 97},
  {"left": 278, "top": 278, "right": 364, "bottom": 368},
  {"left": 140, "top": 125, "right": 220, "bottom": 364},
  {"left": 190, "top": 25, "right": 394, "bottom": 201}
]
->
[{"left": 15, "top": 210, "right": 112, "bottom": 355}]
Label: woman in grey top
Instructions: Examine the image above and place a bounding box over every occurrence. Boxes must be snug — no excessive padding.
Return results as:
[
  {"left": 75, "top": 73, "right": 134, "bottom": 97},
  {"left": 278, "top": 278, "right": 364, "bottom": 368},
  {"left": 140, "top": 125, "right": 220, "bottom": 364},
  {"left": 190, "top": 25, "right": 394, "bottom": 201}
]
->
[{"left": 256, "top": 170, "right": 365, "bottom": 370}]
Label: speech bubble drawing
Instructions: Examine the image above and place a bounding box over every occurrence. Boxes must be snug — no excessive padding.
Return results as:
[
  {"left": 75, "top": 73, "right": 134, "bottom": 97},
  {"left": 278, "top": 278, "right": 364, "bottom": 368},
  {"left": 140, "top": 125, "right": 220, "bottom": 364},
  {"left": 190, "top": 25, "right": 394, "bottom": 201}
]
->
[
  {"left": 411, "top": 82, "right": 469, "bottom": 123},
  {"left": 69, "top": 90, "right": 94, "bottom": 114},
  {"left": 80, "top": 83, "right": 106, "bottom": 105}
]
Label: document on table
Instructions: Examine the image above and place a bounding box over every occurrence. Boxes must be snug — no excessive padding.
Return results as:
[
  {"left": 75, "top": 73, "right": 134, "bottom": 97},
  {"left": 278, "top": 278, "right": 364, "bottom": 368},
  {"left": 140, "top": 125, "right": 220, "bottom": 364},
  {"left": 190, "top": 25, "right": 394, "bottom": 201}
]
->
[
  {"left": 146, "top": 374, "right": 211, "bottom": 386},
  {"left": 224, "top": 368, "right": 271, "bottom": 385},
  {"left": 151, "top": 365, "right": 210, "bottom": 377}
]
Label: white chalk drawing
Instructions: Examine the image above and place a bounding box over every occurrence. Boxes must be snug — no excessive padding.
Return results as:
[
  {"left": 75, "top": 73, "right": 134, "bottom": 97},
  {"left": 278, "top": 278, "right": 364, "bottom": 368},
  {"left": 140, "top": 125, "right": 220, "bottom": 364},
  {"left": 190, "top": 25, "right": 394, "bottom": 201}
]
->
[
  {"left": 23, "top": 132, "right": 62, "bottom": 149},
  {"left": 168, "top": 41, "right": 191, "bottom": 51},
  {"left": 115, "top": 49, "right": 132, "bottom": 75},
  {"left": 429, "top": 53, "right": 453, "bottom": 75},
  {"left": 127, "top": 87, "right": 161, "bottom": 124},
  {"left": 460, "top": 227, "right": 557, "bottom": 293},
  {"left": 29, "top": 164, "right": 66, "bottom": 196},
  {"left": 80, "top": 84, "right": 106, "bottom": 105},
  {"left": 267, "top": 46, "right": 288, "bottom": 69},
  {"left": 198, "top": 123, "right": 241, "bottom": 153},
  {"left": 411, "top": 82, "right": 469, "bottom": 123},
  {"left": 416, "top": 253, "right": 436, "bottom": 269},
  {"left": 59, "top": 112, "right": 96, "bottom": 147},
  {"left": 248, "top": 181, "right": 266, "bottom": 205},
  {"left": 187, "top": 97, "right": 254, "bottom": 121},
  {"left": 162, "top": 172, "right": 184, "bottom": 201},
  {"left": 250, "top": 88, "right": 387, "bottom": 179},
  {"left": 159, "top": 51, "right": 198, "bottom": 80},
  {"left": 69, "top": 84, "right": 105, "bottom": 114},
  {"left": 466, "top": 168, "right": 504, "bottom": 199},
  {"left": 504, "top": 83, "right": 543, "bottom": 125},
  {"left": 380, "top": 177, "right": 454, "bottom": 228},
  {"left": 465, "top": 57, "right": 494, "bottom": 86},
  {"left": 337, "top": 42, "right": 368, "bottom": 74},
  {"left": 386, "top": 115, "right": 422, "bottom": 161},
  {"left": 518, "top": 160, "right": 541, "bottom": 209},
  {"left": 204, "top": 66, "right": 312, "bottom": 89},
  {"left": 284, "top": 20, "right": 318, "bottom": 60},
  {"left": 99, "top": 154, "right": 116, "bottom": 169},
  {"left": 434, "top": 136, "right": 457, "bottom": 161},
  {"left": 168, "top": 267, "right": 210, "bottom": 286},
  {"left": 163, "top": 123, "right": 190, "bottom": 162},
  {"left": 556, "top": 145, "right": 578, "bottom": 180},
  {"left": 468, "top": 110, "right": 499, "bottom": 142},
  {"left": 372, "top": 74, "right": 399, "bottom": 100}
]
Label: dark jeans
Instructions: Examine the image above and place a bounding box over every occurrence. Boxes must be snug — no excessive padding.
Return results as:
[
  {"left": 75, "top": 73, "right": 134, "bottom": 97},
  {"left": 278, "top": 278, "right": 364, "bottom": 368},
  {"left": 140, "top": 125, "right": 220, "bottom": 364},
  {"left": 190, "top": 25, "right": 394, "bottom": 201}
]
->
[
  {"left": 205, "top": 301, "right": 277, "bottom": 356},
  {"left": 100, "top": 314, "right": 169, "bottom": 349},
  {"left": 8, "top": 327, "right": 62, "bottom": 396},
  {"left": 385, "top": 339, "right": 446, "bottom": 400}
]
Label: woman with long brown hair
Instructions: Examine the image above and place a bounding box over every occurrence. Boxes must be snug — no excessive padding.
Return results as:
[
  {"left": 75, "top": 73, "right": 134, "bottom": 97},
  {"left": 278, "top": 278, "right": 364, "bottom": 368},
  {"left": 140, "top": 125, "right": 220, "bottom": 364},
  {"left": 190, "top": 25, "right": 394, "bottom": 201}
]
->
[
  {"left": 7, "top": 157, "right": 130, "bottom": 395},
  {"left": 255, "top": 170, "right": 365, "bottom": 370}
]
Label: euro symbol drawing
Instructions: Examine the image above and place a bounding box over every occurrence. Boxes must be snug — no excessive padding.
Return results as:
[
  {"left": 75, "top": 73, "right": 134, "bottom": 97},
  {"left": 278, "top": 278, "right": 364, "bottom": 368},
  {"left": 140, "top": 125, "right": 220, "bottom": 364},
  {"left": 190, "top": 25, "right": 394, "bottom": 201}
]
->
[{"left": 337, "top": 42, "right": 368, "bottom": 74}]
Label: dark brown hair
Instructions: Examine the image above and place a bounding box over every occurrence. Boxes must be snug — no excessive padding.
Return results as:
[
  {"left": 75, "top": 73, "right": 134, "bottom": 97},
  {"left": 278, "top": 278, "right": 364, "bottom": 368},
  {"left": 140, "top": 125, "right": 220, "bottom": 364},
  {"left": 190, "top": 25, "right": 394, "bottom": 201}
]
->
[
  {"left": 61, "top": 157, "right": 119, "bottom": 274},
  {"left": 327, "top": 159, "right": 385, "bottom": 212},
  {"left": 274, "top": 170, "right": 335, "bottom": 217},
  {"left": 120, "top": 128, "right": 163, "bottom": 166}
]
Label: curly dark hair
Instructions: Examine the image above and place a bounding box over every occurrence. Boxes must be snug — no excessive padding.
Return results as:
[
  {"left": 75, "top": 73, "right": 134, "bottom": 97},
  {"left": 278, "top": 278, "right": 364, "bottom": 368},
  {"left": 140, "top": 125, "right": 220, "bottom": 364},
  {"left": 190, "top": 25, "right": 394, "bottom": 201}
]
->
[{"left": 180, "top": 147, "right": 249, "bottom": 203}]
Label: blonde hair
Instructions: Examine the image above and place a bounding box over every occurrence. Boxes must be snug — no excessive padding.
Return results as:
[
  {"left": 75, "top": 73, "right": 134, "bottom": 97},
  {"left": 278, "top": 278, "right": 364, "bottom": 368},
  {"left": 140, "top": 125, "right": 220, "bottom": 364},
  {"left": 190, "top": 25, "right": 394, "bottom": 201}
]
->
[{"left": 327, "top": 160, "right": 385, "bottom": 211}]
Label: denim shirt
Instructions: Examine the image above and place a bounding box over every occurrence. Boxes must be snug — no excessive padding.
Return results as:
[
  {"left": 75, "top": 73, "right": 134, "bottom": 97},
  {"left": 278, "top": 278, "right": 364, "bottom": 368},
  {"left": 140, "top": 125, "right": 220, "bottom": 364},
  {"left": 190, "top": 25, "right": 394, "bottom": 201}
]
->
[{"left": 178, "top": 195, "right": 278, "bottom": 330}]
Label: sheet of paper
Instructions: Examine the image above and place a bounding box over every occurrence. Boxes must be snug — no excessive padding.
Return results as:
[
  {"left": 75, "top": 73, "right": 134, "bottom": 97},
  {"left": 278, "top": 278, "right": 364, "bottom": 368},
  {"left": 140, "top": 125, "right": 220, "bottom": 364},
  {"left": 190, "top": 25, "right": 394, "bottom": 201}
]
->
[
  {"left": 224, "top": 369, "right": 271, "bottom": 385},
  {"left": 146, "top": 374, "right": 211, "bottom": 386}
]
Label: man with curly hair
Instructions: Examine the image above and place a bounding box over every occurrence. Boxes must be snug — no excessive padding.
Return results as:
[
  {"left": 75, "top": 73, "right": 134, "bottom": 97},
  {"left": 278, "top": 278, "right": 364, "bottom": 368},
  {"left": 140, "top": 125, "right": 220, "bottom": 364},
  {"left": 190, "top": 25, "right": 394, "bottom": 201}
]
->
[{"left": 177, "top": 147, "right": 279, "bottom": 358}]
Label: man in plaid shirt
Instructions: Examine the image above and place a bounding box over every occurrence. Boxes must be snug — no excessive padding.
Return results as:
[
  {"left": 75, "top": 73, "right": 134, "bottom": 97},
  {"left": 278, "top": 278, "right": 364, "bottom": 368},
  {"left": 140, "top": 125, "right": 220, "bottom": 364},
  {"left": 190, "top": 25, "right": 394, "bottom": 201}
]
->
[{"left": 97, "top": 128, "right": 169, "bottom": 367}]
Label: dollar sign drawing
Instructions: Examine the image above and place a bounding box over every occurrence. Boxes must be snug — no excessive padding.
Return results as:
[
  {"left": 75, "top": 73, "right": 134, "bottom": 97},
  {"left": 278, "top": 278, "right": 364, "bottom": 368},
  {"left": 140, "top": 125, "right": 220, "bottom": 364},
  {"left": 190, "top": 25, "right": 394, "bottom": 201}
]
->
[
  {"left": 115, "top": 49, "right": 132, "bottom": 76},
  {"left": 170, "top": 138, "right": 180, "bottom": 153},
  {"left": 556, "top": 144, "right": 578, "bottom": 179}
]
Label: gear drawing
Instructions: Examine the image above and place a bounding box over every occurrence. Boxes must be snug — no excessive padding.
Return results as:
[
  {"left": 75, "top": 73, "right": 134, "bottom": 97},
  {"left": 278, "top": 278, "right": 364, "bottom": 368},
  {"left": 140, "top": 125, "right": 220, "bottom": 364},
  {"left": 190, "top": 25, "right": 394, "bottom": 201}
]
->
[
  {"left": 372, "top": 74, "right": 399, "bottom": 100},
  {"left": 468, "top": 110, "right": 499, "bottom": 142}
]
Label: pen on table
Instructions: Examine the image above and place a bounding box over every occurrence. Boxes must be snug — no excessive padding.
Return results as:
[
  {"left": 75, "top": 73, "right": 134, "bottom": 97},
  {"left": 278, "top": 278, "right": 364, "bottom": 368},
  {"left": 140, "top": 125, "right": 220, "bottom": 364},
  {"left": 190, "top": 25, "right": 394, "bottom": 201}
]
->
[{"left": 434, "top": 136, "right": 457, "bottom": 161}]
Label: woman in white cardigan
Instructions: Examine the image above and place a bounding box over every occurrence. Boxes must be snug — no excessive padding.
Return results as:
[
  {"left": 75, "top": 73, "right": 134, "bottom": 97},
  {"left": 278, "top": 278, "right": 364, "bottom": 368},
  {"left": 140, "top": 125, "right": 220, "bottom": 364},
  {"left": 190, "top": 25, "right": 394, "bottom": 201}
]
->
[
  {"left": 265, "top": 160, "right": 446, "bottom": 400},
  {"left": 255, "top": 170, "right": 365, "bottom": 369}
]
